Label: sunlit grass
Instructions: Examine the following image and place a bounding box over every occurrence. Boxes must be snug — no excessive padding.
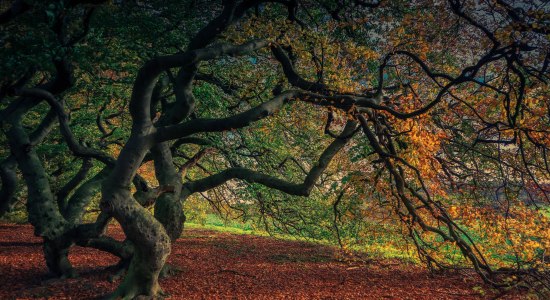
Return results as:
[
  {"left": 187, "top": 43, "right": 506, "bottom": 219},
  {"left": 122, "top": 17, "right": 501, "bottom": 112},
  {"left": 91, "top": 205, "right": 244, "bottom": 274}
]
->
[{"left": 184, "top": 213, "right": 417, "bottom": 262}]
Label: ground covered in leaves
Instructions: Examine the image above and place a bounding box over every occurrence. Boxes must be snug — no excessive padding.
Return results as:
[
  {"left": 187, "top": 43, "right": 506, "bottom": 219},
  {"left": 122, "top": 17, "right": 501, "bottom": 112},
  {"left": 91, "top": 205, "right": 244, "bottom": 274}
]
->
[{"left": 0, "top": 223, "right": 528, "bottom": 299}]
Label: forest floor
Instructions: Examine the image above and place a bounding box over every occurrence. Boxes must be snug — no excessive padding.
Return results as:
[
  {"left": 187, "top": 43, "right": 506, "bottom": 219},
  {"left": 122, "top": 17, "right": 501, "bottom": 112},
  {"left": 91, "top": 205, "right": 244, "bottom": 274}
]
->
[{"left": 0, "top": 223, "right": 530, "bottom": 299}]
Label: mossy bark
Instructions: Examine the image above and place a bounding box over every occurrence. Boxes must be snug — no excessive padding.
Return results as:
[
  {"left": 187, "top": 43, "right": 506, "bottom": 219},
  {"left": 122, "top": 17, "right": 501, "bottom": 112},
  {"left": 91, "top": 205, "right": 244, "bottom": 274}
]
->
[
  {"left": 0, "top": 158, "right": 17, "bottom": 216},
  {"left": 103, "top": 188, "right": 171, "bottom": 299},
  {"left": 63, "top": 168, "right": 110, "bottom": 224},
  {"left": 43, "top": 237, "right": 76, "bottom": 278},
  {"left": 102, "top": 135, "right": 171, "bottom": 299},
  {"left": 4, "top": 110, "right": 73, "bottom": 277},
  {"left": 151, "top": 143, "right": 184, "bottom": 242}
]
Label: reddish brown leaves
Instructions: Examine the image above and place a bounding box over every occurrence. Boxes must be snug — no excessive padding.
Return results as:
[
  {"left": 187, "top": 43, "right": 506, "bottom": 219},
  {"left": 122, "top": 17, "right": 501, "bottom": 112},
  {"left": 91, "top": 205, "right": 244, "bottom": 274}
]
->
[{"left": 0, "top": 223, "right": 525, "bottom": 299}]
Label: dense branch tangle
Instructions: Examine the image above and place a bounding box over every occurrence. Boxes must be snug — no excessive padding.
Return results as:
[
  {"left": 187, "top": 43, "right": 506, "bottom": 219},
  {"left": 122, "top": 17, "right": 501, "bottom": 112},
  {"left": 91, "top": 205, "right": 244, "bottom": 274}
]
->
[
  {"left": 1, "top": 0, "right": 549, "bottom": 298},
  {"left": 215, "top": 0, "right": 550, "bottom": 290}
]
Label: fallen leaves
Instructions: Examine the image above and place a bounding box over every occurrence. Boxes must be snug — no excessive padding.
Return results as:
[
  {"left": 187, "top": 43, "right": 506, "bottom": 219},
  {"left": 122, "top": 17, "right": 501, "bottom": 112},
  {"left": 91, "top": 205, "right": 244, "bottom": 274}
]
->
[{"left": 0, "top": 223, "right": 526, "bottom": 299}]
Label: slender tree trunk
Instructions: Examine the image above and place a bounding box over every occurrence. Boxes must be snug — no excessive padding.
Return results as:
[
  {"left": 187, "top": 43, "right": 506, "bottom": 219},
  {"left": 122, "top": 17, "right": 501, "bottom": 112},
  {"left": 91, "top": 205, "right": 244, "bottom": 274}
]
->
[
  {"left": 151, "top": 143, "right": 184, "bottom": 242},
  {"left": 63, "top": 167, "right": 110, "bottom": 223},
  {"left": 150, "top": 142, "right": 185, "bottom": 278}
]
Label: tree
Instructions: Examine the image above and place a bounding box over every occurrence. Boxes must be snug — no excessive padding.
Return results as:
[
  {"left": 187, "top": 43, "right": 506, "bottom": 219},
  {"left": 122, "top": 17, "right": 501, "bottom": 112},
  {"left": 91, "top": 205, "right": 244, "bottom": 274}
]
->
[{"left": 1, "top": 0, "right": 549, "bottom": 298}]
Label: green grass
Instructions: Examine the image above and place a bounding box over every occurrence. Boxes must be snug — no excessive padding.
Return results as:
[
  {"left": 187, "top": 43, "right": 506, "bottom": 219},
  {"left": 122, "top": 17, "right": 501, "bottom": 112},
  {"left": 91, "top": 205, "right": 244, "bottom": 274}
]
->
[
  {"left": 2, "top": 208, "right": 417, "bottom": 263},
  {"left": 0, "top": 209, "right": 28, "bottom": 224},
  {"left": 184, "top": 213, "right": 417, "bottom": 262},
  {"left": 185, "top": 213, "right": 265, "bottom": 235},
  {"left": 540, "top": 205, "right": 550, "bottom": 218},
  {"left": 185, "top": 222, "right": 266, "bottom": 235}
]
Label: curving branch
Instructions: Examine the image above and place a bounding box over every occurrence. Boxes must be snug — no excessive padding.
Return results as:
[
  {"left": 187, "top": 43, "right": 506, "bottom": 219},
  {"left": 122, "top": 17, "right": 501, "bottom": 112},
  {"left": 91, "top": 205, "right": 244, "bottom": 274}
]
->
[
  {"left": 129, "top": 39, "right": 269, "bottom": 130},
  {"left": 16, "top": 88, "right": 116, "bottom": 165},
  {"left": 0, "top": 108, "right": 58, "bottom": 216},
  {"left": 155, "top": 90, "right": 297, "bottom": 142},
  {"left": 271, "top": 45, "right": 330, "bottom": 93},
  {"left": 56, "top": 157, "right": 93, "bottom": 213},
  {"left": 64, "top": 168, "right": 111, "bottom": 224},
  {"left": 182, "top": 120, "right": 357, "bottom": 196}
]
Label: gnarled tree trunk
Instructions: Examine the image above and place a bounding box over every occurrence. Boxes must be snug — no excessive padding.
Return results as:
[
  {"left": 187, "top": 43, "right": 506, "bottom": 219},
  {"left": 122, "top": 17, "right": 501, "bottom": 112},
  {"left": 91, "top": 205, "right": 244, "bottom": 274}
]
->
[
  {"left": 101, "top": 133, "right": 171, "bottom": 299},
  {"left": 4, "top": 104, "right": 74, "bottom": 277}
]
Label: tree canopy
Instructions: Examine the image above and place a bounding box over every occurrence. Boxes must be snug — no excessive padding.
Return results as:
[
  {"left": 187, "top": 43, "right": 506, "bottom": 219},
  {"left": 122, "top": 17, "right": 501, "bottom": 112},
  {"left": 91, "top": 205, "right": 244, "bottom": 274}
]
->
[{"left": 1, "top": 0, "right": 549, "bottom": 298}]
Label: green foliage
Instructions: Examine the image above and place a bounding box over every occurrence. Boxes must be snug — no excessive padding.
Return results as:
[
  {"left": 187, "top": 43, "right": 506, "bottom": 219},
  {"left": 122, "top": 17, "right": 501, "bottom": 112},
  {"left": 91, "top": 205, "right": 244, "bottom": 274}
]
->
[
  {"left": 1, "top": 207, "right": 28, "bottom": 224},
  {"left": 2, "top": 3, "right": 549, "bottom": 293}
]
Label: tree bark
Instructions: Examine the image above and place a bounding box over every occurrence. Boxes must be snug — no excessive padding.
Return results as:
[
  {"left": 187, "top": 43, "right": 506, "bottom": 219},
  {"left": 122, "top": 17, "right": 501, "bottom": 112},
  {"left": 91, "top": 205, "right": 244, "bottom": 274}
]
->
[
  {"left": 102, "top": 134, "right": 171, "bottom": 299},
  {"left": 1, "top": 108, "right": 58, "bottom": 217},
  {"left": 4, "top": 109, "right": 73, "bottom": 277},
  {"left": 43, "top": 237, "right": 76, "bottom": 278},
  {"left": 0, "top": 158, "right": 17, "bottom": 216},
  {"left": 103, "top": 187, "right": 171, "bottom": 299},
  {"left": 151, "top": 143, "right": 184, "bottom": 242}
]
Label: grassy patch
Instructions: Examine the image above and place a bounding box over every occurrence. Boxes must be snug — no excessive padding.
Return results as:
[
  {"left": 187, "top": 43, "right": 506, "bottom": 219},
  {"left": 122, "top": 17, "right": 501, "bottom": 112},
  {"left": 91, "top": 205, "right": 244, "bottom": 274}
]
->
[
  {"left": 0, "top": 209, "right": 28, "bottom": 224},
  {"left": 184, "top": 213, "right": 417, "bottom": 262}
]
